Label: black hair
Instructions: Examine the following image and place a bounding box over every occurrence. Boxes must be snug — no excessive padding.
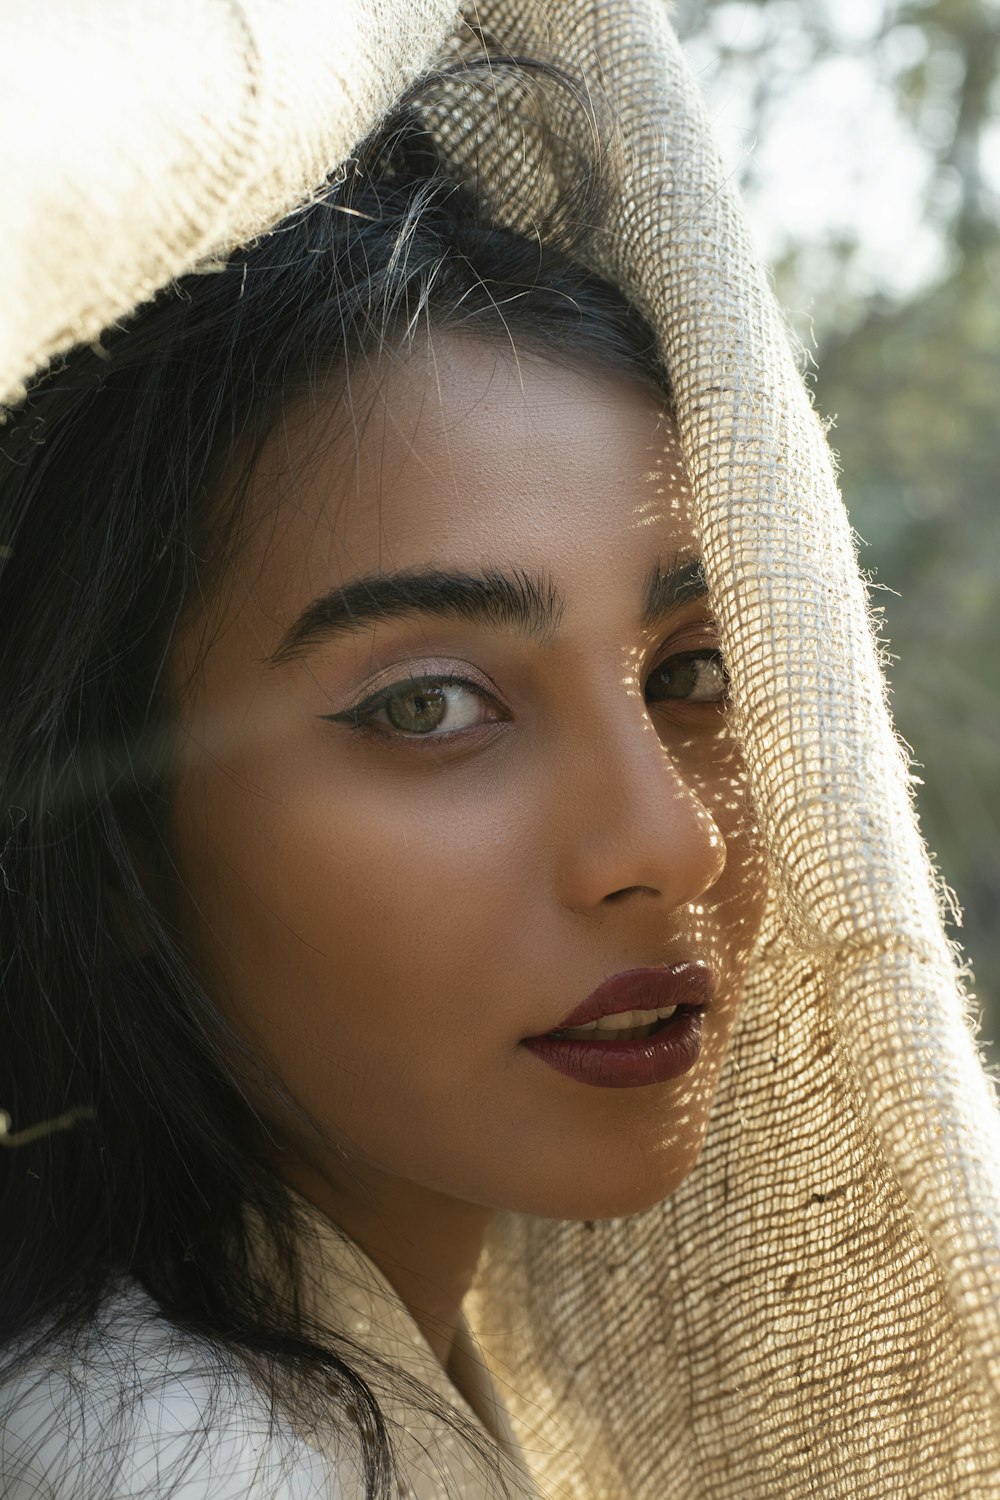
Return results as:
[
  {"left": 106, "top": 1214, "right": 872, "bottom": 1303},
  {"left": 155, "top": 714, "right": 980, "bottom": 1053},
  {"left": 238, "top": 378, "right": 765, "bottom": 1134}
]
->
[{"left": 0, "top": 61, "right": 667, "bottom": 1500}]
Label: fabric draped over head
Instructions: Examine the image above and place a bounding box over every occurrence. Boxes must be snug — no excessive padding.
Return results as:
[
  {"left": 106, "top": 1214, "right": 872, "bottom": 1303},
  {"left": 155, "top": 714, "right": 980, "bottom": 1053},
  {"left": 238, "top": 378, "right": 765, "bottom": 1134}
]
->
[{"left": 4, "top": 2, "right": 999, "bottom": 1494}]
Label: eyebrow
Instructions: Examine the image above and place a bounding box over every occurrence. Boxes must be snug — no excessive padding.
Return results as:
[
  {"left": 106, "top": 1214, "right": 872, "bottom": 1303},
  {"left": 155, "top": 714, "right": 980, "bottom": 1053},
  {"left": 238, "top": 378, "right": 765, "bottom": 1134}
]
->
[{"left": 267, "top": 556, "right": 707, "bottom": 668}]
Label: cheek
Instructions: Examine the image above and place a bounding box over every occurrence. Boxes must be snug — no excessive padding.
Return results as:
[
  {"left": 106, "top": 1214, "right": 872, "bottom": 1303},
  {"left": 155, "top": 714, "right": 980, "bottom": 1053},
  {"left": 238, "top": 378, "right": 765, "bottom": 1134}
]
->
[
  {"left": 167, "top": 747, "right": 535, "bottom": 1101},
  {"left": 673, "top": 728, "right": 768, "bottom": 985},
  {"left": 166, "top": 717, "right": 768, "bottom": 1220}
]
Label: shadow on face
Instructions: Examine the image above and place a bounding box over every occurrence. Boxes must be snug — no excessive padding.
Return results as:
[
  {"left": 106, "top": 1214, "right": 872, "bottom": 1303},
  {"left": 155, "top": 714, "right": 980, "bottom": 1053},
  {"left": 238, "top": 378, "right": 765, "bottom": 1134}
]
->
[{"left": 164, "top": 331, "right": 767, "bottom": 1240}]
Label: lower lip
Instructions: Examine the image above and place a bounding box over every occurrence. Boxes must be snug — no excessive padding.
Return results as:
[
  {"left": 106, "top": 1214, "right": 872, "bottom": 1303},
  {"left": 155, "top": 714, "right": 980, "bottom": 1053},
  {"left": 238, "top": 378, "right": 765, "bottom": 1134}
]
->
[{"left": 520, "top": 1008, "right": 704, "bottom": 1088}]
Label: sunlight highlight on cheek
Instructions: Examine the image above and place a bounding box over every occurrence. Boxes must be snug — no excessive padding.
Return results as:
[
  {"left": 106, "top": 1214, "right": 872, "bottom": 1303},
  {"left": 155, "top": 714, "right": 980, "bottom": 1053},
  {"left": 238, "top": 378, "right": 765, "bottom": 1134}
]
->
[
  {"left": 159, "top": 339, "right": 771, "bottom": 1232},
  {"left": 620, "top": 642, "right": 643, "bottom": 699}
]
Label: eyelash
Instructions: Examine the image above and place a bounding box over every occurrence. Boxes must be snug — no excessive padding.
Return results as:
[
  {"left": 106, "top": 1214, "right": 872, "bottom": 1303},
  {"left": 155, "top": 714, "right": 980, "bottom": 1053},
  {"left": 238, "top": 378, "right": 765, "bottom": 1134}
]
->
[
  {"left": 321, "top": 649, "right": 729, "bottom": 745},
  {"left": 645, "top": 649, "right": 730, "bottom": 707},
  {"left": 323, "top": 675, "right": 500, "bottom": 739}
]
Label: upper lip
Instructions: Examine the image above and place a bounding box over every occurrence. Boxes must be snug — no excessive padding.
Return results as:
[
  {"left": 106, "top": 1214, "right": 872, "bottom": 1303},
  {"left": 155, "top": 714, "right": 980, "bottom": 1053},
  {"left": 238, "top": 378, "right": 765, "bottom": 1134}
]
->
[{"left": 540, "top": 962, "right": 716, "bottom": 1033}]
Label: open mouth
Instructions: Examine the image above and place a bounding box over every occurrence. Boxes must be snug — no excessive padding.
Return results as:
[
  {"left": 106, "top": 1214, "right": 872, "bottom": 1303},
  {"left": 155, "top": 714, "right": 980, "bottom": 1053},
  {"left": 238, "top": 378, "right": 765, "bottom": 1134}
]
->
[
  {"left": 523, "top": 993, "right": 706, "bottom": 1086},
  {"left": 544, "top": 1005, "right": 685, "bottom": 1043}
]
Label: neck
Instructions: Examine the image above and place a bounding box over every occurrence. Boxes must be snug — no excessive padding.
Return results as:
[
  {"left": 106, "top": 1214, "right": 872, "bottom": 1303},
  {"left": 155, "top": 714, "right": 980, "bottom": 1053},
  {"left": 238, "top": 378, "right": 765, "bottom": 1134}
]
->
[{"left": 284, "top": 1160, "right": 494, "bottom": 1372}]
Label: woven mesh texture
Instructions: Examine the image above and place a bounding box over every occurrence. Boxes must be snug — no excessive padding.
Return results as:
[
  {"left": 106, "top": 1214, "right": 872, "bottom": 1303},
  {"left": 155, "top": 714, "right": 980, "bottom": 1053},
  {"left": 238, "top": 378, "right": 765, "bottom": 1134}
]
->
[{"left": 4, "top": 2, "right": 1000, "bottom": 1494}]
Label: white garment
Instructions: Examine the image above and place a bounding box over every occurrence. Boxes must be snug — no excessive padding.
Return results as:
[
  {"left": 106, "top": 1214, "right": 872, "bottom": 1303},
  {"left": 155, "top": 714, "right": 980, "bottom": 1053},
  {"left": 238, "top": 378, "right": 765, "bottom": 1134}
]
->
[
  {"left": 0, "top": 1279, "right": 334, "bottom": 1498},
  {"left": 3, "top": 2, "right": 1000, "bottom": 1493},
  {"left": 0, "top": 1208, "right": 545, "bottom": 1499}
]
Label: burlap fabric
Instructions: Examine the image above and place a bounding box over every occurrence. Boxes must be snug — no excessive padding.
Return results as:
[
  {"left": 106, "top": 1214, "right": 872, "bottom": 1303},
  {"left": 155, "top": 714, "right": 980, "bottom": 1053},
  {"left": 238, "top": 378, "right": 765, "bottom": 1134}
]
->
[{"left": 4, "top": 2, "right": 999, "bottom": 1495}]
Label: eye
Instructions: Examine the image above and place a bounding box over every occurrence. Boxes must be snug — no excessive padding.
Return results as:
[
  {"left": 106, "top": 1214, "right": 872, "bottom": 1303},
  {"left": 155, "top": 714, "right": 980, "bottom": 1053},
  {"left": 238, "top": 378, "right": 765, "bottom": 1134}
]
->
[
  {"left": 326, "top": 675, "right": 501, "bottom": 738},
  {"left": 645, "top": 649, "right": 729, "bottom": 706}
]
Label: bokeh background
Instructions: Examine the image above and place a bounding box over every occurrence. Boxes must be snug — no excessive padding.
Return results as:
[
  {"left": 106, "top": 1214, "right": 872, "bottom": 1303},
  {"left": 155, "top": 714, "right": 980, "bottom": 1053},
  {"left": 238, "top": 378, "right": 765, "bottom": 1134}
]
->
[{"left": 676, "top": 0, "right": 1000, "bottom": 1068}]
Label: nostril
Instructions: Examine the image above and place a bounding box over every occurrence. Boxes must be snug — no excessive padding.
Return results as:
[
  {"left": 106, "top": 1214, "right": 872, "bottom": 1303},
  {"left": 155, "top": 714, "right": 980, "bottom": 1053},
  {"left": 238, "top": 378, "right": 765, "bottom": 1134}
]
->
[{"left": 603, "top": 884, "right": 660, "bottom": 904}]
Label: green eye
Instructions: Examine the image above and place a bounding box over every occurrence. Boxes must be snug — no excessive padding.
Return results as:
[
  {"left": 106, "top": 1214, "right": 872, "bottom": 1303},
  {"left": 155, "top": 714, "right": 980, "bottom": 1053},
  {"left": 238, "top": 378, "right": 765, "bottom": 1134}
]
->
[
  {"left": 646, "top": 649, "right": 728, "bottom": 705},
  {"left": 322, "top": 675, "right": 499, "bottom": 739},
  {"left": 383, "top": 684, "right": 448, "bottom": 733}
]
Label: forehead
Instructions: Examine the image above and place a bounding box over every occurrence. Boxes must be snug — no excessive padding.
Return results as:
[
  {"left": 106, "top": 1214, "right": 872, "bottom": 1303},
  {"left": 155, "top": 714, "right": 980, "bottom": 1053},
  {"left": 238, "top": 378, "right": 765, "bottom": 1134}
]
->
[{"left": 237, "top": 332, "right": 695, "bottom": 609}]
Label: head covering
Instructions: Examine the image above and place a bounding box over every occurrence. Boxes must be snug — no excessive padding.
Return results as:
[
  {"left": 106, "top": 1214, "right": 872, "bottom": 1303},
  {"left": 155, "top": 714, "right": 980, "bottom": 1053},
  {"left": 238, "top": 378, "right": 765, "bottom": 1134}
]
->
[{"left": 4, "top": 2, "right": 1000, "bottom": 1494}]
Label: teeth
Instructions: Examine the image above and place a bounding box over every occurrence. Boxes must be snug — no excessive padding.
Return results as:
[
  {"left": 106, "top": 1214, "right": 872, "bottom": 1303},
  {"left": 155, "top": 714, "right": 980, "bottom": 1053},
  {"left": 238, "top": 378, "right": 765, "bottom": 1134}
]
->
[
  {"left": 551, "top": 1005, "right": 680, "bottom": 1041},
  {"left": 593, "top": 1006, "right": 678, "bottom": 1031}
]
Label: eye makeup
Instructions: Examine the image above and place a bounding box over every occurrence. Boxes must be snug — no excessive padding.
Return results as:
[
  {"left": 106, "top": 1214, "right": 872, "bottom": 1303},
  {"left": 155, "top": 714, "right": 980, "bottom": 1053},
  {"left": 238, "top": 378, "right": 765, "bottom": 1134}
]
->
[{"left": 321, "top": 672, "right": 506, "bottom": 738}]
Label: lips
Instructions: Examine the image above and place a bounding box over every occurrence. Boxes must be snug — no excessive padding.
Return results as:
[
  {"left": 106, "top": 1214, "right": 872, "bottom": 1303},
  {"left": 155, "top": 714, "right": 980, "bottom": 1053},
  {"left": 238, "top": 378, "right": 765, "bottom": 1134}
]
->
[
  {"left": 535, "top": 962, "right": 715, "bottom": 1037},
  {"left": 520, "top": 963, "right": 716, "bottom": 1089}
]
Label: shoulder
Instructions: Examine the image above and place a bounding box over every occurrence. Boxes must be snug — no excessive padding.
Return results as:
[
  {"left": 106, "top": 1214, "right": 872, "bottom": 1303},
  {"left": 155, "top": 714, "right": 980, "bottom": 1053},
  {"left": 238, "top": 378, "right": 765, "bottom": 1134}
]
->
[{"left": 0, "top": 1280, "right": 341, "bottom": 1499}]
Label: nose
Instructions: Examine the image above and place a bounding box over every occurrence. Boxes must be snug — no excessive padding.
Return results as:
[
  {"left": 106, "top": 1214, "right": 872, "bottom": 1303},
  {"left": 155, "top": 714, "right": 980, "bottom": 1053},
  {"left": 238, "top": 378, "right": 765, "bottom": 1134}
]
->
[{"left": 553, "top": 711, "right": 727, "bottom": 916}]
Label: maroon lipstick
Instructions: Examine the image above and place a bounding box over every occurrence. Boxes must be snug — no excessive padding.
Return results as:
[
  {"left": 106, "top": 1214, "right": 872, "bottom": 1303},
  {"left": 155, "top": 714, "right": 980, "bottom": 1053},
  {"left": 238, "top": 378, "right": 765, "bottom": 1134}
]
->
[{"left": 520, "top": 963, "right": 714, "bottom": 1089}]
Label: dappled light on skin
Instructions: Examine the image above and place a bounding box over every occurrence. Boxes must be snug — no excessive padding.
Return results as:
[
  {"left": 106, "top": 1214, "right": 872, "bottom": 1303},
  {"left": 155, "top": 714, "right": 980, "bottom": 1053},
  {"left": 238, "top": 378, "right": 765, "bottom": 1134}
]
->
[{"left": 164, "top": 330, "right": 768, "bottom": 1368}]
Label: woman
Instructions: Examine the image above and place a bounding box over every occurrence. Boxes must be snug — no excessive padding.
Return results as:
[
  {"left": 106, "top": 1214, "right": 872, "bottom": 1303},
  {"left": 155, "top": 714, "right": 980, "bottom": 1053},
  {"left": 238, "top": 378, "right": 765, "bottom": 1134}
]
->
[{"left": 2, "top": 4, "right": 999, "bottom": 1498}]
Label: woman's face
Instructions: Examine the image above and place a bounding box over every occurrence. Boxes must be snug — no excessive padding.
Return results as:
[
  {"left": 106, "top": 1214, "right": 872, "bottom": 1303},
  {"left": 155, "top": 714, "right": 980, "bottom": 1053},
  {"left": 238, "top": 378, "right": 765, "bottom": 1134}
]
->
[{"left": 167, "top": 333, "right": 766, "bottom": 1225}]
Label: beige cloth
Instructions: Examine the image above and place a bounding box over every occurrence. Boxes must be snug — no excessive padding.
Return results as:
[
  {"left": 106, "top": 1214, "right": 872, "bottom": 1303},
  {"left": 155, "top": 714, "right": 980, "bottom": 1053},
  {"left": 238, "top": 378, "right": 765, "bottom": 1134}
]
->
[
  {"left": 4, "top": 1, "right": 1000, "bottom": 1494},
  {"left": 273, "top": 1198, "right": 551, "bottom": 1499}
]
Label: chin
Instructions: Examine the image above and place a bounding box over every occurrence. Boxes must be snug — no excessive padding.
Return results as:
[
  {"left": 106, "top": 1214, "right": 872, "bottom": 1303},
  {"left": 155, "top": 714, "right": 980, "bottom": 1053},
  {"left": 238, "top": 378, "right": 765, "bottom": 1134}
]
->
[{"left": 510, "top": 1131, "right": 708, "bottom": 1223}]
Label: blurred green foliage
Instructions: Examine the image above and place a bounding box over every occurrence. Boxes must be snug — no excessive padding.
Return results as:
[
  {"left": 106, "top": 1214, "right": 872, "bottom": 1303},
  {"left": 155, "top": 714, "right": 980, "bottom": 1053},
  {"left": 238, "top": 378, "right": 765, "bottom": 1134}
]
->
[{"left": 677, "top": 0, "right": 1000, "bottom": 1065}]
